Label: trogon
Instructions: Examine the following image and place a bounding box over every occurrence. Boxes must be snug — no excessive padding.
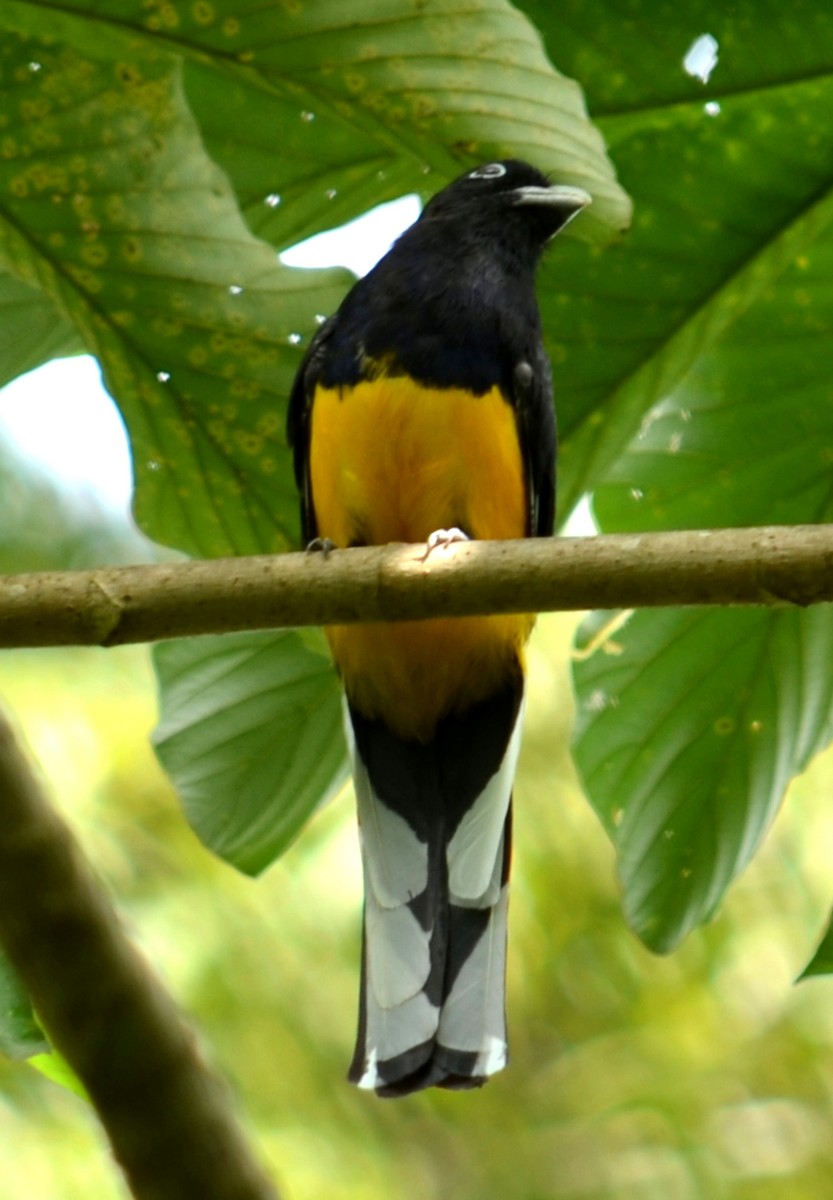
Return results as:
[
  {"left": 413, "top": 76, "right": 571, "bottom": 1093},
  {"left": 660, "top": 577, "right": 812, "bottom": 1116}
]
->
[{"left": 287, "top": 160, "right": 590, "bottom": 1096}]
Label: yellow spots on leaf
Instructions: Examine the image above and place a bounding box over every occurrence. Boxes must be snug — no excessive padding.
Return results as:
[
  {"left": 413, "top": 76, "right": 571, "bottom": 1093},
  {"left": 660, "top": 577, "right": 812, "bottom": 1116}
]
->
[
  {"left": 152, "top": 315, "right": 184, "bottom": 338},
  {"left": 230, "top": 378, "right": 262, "bottom": 402},
  {"left": 9, "top": 176, "right": 28, "bottom": 199},
  {"left": 344, "top": 72, "right": 367, "bottom": 95},
  {"left": 71, "top": 193, "right": 93, "bottom": 224},
  {"left": 115, "top": 62, "right": 143, "bottom": 88},
  {"left": 187, "top": 345, "right": 208, "bottom": 367},
  {"left": 143, "top": 2, "right": 179, "bottom": 32},
  {"left": 134, "top": 374, "right": 160, "bottom": 407},
  {"left": 412, "top": 96, "right": 437, "bottom": 122},
  {"left": 1, "top": 137, "right": 19, "bottom": 159},
  {"left": 67, "top": 264, "right": 104, "bottom": 294},
  {"left": 256, "top": 412, "right": 281, "bottom": 437},
  {"left": 235, "top": 430, "right": 263, "bottom": 456},
  {"left": 713, "top": 716, "right": 736, "bottom": 737},
  {"left": 81, "top": 242, "right": 108, "bottom": 268},
  {"left": 47, "top": 231, "right": 66, "bottom": 249},
  {"left": 27, "top": 163, "right": 68, "bottom": 192},
  {"left": 112, "top": 311, "right": 135, "bottom": 328},
  {"left": 105, "top": 196, "right": 125, "bottom": 222},
  {"left": 221, "top": 16, "right": 240, "bottom": 37},
  {"left": 121, "top": 236, "right": 142, "bottom": 263},
  {"left": 192, "top": 0, "right": 215, "bottom": 25},
  {"left": 206, "top": 421, "right": 236, "bottom": 457},
  {"left": 20, "top": 98, "right": 52, "bottom": 123},
  {"left": 160, "top": 1, "right": 180, "bottom": 28}
]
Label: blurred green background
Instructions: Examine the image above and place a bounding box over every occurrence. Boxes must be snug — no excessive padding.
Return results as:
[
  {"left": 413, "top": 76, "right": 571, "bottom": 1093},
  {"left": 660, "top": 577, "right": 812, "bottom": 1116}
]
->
[{"left": 2, "top": 440, "right": 833, "bottom": 1200}]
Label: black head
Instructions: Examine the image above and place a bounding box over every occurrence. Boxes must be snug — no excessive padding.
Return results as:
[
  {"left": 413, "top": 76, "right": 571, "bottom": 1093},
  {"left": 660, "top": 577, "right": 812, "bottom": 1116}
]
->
[{"left": 419, "top": 159, "right": 591, "bottom": 259}]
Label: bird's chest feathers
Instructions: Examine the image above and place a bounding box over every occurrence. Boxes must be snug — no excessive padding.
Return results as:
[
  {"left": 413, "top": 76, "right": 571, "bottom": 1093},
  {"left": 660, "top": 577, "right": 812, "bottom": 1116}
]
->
[
  {"left": 309, "top": 373, "right": 532, "bottom": 739},
  {"left": 309, "top": 375, "right": 526, "bottom": 547}
]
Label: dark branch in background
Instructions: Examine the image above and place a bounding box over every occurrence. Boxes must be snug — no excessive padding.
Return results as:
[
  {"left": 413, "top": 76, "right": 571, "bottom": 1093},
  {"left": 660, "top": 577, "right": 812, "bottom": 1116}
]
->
[
  {"left": 0, "top": 710, "right": 280, "bottom": 1200},
  {"left": 1, "top": 525, "right": 832, "bottom": 649}
]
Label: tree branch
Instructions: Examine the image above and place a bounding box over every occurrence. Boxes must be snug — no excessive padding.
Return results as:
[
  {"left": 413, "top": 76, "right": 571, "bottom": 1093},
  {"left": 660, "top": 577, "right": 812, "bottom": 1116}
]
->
[
  {"left": 0, "top": 709, "right": 280, "bottom": 1200},
  {"left": 2, "top": 524, "right": 832, "bottom": 649}
]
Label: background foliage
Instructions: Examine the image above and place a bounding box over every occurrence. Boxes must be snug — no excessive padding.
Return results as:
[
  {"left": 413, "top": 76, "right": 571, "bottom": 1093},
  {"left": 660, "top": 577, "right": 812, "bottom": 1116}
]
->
[{"left": 2, "top": 1, "right": 833, "bottom": 1197}]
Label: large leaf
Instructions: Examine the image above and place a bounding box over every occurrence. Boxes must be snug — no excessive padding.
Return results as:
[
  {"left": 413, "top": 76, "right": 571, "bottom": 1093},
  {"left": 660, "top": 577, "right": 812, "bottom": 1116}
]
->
[
  {"left": 0, "top": 33, "right": 345, "bottom": 558},
  {"left": 548, "top": 1, "right": 833, "bottom": 952},
  {"left": 573, "top": 605, "right": 833, "bottom": 952},
  {"left": 0, "top": 0, "right": 631, "bottom": 251},
  {"left": 152, "top": 630, "right": 347, "bottom": 875},
  {"left": 515, "top": 0, "right": 833, "bottom": 517}
]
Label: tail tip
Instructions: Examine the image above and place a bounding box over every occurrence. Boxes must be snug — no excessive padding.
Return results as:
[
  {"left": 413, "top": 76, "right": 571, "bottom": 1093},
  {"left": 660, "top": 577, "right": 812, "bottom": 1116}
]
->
[{"left": 351, "top": 1038, "right": 507, "bottom": 1098}]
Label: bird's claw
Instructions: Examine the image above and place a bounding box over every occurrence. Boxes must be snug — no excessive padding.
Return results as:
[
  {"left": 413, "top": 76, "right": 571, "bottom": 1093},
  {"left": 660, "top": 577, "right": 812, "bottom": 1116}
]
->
[
  {"left": 305, "top": 536, "right": 336, "bottom": 558},
  {"left": 421, "top": 527, "right": 470, "bottom": 561}
]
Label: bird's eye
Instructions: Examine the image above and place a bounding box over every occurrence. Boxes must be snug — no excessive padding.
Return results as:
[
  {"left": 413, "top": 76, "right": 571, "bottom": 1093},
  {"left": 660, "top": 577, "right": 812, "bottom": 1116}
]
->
[{"left": 468, "top": 163, "right": 507, "bottom": 180}]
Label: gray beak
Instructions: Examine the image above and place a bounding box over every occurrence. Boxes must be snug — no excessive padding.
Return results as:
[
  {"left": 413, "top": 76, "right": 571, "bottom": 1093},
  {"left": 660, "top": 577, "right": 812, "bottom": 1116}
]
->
[{"left": 512, "top": 183, "right": 592, "bottom": 216}]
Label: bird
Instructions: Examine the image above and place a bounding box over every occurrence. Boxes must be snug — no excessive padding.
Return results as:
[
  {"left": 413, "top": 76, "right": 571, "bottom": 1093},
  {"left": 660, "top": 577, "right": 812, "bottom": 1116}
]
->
[{"left": 287, "top": 160, "right": 590, "bottom": 1097}]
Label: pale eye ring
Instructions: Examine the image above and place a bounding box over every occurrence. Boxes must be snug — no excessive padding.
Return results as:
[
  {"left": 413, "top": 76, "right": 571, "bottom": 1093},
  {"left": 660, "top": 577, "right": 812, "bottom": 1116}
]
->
[{"left": 468, "top": 162, "right": 506, "bottom": 179}]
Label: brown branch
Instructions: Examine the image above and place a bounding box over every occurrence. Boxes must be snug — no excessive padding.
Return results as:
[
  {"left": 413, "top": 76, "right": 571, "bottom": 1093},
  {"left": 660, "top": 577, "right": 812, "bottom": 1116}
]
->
[
  {"left": 0, "top": 709, "right": 280, "bottom": 1200},
  {"left": 1, "top": 525, "right": 832, "bottom": 649}
]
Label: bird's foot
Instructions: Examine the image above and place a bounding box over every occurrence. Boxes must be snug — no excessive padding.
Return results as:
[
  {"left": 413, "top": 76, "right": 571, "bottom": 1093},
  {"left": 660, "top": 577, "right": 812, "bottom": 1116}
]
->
[
  {"left": 305, "top": 536, "right": 336, "bottom": 558},
  {"left": 421, "top": 527, "right": 470, "bottom": 561}
]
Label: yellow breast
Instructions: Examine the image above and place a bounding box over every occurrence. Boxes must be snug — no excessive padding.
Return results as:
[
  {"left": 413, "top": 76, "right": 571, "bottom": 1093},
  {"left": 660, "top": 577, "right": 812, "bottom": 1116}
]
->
[{"left": 309, "top": 375, "right": 534, "bottom": 740}]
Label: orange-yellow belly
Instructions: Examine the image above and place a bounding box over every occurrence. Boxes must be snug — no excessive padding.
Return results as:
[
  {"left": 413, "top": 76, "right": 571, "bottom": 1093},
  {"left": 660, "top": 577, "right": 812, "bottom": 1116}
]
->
[{"left": 309, "top": 375, "right": 534, "bottom": 740}]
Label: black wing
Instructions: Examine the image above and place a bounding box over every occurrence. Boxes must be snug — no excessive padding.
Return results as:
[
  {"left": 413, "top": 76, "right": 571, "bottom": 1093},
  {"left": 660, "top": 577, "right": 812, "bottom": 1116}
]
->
[
  {"left": 512, "top": 350, "right": 556, "bottom": 538},
  {"left": 286, "top": 316, "right": 338, "bottom": 545}
]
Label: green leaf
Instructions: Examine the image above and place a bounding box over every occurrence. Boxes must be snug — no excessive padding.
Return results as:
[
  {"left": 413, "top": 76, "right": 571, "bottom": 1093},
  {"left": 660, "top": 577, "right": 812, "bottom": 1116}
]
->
[
  {"left": 591, "top": 224, "right": 833, "bottom": 534},
  {"left": 515, "top": 0, "right": 833, "bottom": 517},
  {"left": 152, "top": 630, "right": 347, "bottom": 875},
  {"left": 0, "top": 952, "right": 47, "bottom": 1060},
  {"left": 798, "top": 909, "right": 833, "bottom": 980},
  {"left": 0, "top": 274, "right": 82, "bottom": 388},
  {"left": 0, "top": 32, "right": 346, "bottom": 557},
  {"left": 0, "top": 0, "right": 631, "bottom": 248},
  {"left": 573, "top": 605, "right": 833, "bottom": 952}
]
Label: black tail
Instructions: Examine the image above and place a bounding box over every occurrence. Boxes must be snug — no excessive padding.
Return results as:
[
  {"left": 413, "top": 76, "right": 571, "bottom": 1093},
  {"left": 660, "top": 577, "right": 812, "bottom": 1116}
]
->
[{"left": 345, "top": 680, "right": 523, "bottom": 1097}]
